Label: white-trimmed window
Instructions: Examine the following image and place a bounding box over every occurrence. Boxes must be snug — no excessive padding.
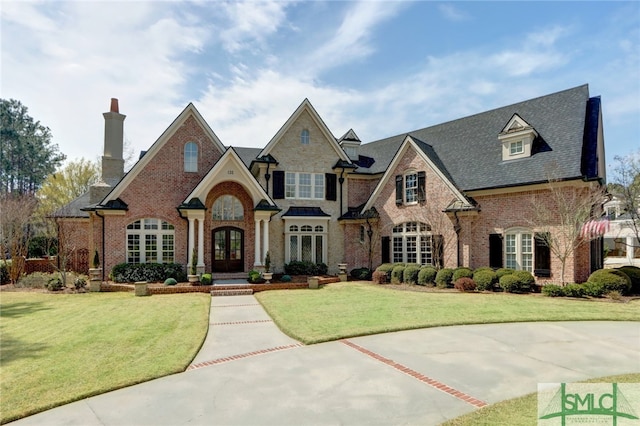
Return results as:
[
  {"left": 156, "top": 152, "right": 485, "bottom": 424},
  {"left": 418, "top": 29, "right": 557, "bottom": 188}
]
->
[
  {"left": 392, "top": 222, "right": 433, "bottom": 265},
  {"left": 285, "top": 172, "right": 324, "bottom": 199},
  {"left": 509, "top": 140, "right": 524, "bottom": 156},
  {"left": 405, "top": 172, "right": 418, "bottom": 204},
  {"left": 127, "top": 219, "right": 174, "bottom": 264},
  {"left": 505, "top": 229, "right": 533, "bottom": 272},
  {"left": 184, "top": 142, "right": 198, "bottom": 172},
  {"left": 212, "top": 195, "right": 244, "bottom": 221},
  {"left": 301, "top": 129, "right": 310, "bottom": 145},
  {"left": 286, "top": 223, "right": 326, "bottom": 264}
]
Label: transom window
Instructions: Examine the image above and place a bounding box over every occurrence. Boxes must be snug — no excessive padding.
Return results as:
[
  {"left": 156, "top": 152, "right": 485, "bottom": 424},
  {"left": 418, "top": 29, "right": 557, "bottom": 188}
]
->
[
  {"left": 213, "top": 195, "right": 244, "bottom": 221},
  {"left": 392, "top": 222, "right": 433, "bottom": 265},
  {"left": 505, "top": 229, "right": 533, "bottom": 272},
  {"left": 286, "top": 223, "right": 326, "bottom": 264},
  {"left": 301, "top": 129, "right": 310, "bottom": 145},
  {"left": 184, "top": 142, "right": 198, "bottom": 172},
  {"left": 509, "top": 140, "right": 524, "bottom": 156},
  {"left": 126, "top": 219, "right": 174, "bottom": 264},
  {"left": 285, "top": 172, "right": 324, "bottom": 199}
]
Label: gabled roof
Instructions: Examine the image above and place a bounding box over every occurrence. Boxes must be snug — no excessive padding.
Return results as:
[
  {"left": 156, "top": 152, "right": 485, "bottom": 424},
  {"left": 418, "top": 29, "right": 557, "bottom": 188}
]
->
[
  {"left": 363, "top": 135, "right": 474, "bottom": 212},
  {"left": 183, "top": 147, "right": 277, "bottom": 208},
  {"left": 356, "top": 84, "right": 596, "bottom": 191},
  {"left": 102, "top": 103, "right": 226, "bottom": 203},
  {"left": 258, "top": 99, "right": 352, "bottom": 163},
  {"left": 50, "top": 192, "right": 91, "bottom": 218},
  {"left": 338, "top": 128, "right": 361, "bottom": 143}
]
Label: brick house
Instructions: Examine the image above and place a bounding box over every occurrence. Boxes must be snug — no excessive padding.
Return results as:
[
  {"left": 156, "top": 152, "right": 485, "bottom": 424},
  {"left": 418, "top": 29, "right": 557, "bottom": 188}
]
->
[{"left": 55, "top": 84, "right": 605, "bottom": 283}]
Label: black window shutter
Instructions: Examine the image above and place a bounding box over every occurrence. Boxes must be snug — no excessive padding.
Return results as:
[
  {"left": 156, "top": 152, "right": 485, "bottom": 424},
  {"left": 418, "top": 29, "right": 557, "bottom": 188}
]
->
[
  {"left": 381, "top": 236, "right": 390, "bottom": 264},
  {"left": 417, "top": 171, "right": 426, "bottom": 203},
  {"left": 395, "top": 175, "right": 403, "bottom": 205},
  {"left": 489, "top": 234, "right": 503, "bottom": 269},
  {"left": 325, "top": 173, "right": 337, "bottom": 201},
  {"left": 432, "top": 235, "right": 444, "bottom": 268},
  {"left": 273, "top": 170, "right": 285, "bottom": 199},
  {"left": 590, "top": 237, "right": 603, "bottom": 272},
  {"left": 534, "top": 233, "right": 551, "bottom": 277}
]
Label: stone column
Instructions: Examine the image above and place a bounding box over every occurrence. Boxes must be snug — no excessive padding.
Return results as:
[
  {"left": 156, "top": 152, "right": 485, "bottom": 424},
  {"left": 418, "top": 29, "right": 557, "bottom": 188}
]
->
[
  {"left": 188, "top": 217, "right": 195, "bottom": 266},
  {"left": 197, "top": 218, "right": 204, "bottom": 268},
  {"left": 262, "top": 219, "right": 269, "bottom": 262},
  {"left": 255, "top": 219, "right": 262, "bottom": 266}
]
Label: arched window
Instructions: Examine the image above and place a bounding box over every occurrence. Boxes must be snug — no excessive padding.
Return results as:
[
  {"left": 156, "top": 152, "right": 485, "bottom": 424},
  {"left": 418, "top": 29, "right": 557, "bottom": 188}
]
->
[
  {"left": 504, "top": 228, "right": 533, "bottom": 272},
  {"left": 392, "top": 222, "right": 434, "bottom": 265},
  {"left": 300, "top": 129, "right": 310, "bottom": 145},
  {"left": 184, "top": 142, "right": 198, "bottom": 172},
  {"left": 212, "top": 195, "right": 244, "bottom": 220},
  {"left": 126, "top": 219, "right": 174, "bottom": 264}
]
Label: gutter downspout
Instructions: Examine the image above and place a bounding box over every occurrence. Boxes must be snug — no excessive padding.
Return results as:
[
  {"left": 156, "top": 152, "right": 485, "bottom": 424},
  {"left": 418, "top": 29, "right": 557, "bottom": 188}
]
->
[
  {"left": 264, "top": 162, "right": 271, "bottom": 196},
  {"left": 339, "top": 168, "right": 345, "bottom": 216},
  {"left": 96, "top": 210, "right": 106, "bottom": 281},
  {"left": 453, "top": 211, "right": 461, "bottom": 268}
]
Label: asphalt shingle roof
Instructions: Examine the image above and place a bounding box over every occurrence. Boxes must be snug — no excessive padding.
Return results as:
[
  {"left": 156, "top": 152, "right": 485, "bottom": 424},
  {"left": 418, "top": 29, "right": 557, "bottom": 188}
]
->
[{"left": 357, "top": 85, "right": 593, "bottom": 191}]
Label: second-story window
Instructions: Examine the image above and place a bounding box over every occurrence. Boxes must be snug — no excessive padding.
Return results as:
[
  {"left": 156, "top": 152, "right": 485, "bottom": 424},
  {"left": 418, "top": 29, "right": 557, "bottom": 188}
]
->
[{"left": 285, "top": 172, "right": 324, "bottom": 199}]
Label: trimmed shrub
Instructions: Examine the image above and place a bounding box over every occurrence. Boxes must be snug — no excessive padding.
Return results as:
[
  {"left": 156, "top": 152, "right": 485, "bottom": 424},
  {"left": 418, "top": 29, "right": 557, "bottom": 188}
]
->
[
  {"left": 474, "top": 266, "right": 494, "bottom": 274},
  {"left": 46, "top": 276, "right": 64, "bottom": 291},
  {"left": 284, "top": 261, "right": 328, "bottom": 275},
  {"left": 435, "top": 268, "right": 454, "bottom": 288},
  {"left": 350, "top": 267, "right": 372, "bottom": 281},
  {"left": 200, "top": 273, "right": 212, "bottom": 285},
  {"left": 587, "top": 269, "right": 632, "bottom": 295},
  {"left": 418, "top": 267, "right": 437, "bottom": 286},
  {"left": 563, "top": 283, "right": 585, "bottom": 298},
  {"left": 452, "top": 267, "right": 473, "bottom": 282},
  {"left": 454, "top": 277, "right": 477, "bottom": 292},
  {"left": 372, "top": 270, "right": 387, "bottom": 284},
  {"left": 164, "top": 278, "right": 178, "bottom": 286},
  {"left": 73, "top": 277, "right": 87, "bottom": 290},
  {"left": 375, "top": 263, "right": 395, "bottom": 281},
  {"left": 582, "top": 281, "right": 605, "bottom": 297},
  {"left": 111, "top": 263, "right": 186, "bottom": 283},
  {"left": 248, "top": 270, "right": 262, "bottom": 284},
  {"left": 496, "top": 268, "right": 515, "bottom": 279},
  {"left": 512, "top": 270, "right": 534, "bottom": 292},
  {"left": 617, "top": 266, "right": 640, "bottom": 294},
  {"left": 498, "top": 274, "right": 521, "bottom": 293},
  {"left": 0, "top": 261, "right": 9, "bottom": 285},
  {"left": 473, "top": 270, "right": 497, "bottom": 291},
  {"left": 403, "top": 265, "right": 420, "bottom": 284},
  {"left": 542, "top": 284, "right": 565, "bottom": 297},
  {"left": 280, "top": 274, "right": 292, "bottom": 283},
  {"left": 391, "top": 265, "right": 406, "bottom": 284}
]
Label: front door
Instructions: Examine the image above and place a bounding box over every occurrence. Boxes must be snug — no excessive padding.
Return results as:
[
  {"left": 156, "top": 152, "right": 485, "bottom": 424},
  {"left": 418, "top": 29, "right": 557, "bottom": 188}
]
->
[{"left": 212, "top": 227, "right": 244, "bottom": 272}]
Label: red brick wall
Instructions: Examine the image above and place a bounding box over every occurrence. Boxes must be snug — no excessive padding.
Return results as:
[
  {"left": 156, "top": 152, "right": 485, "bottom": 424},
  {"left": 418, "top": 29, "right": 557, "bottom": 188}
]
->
[
  {"left": 101, "top": 114, "right": 223, "bottom": 275},
  {"left": 348, "top": 176, "right": 380, "bottom": 208}
]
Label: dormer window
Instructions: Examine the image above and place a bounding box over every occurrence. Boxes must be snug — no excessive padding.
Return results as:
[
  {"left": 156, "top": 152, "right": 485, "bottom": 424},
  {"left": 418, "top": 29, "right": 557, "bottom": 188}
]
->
[
  {"left": 301, "top": 129, "right": 310, "bottom": 145},
  {"left": 509, "top": 140, "right": 524, "bottom": 156},
  {"left": 498, "top": 114, "right": 538, "bottom": 161}
]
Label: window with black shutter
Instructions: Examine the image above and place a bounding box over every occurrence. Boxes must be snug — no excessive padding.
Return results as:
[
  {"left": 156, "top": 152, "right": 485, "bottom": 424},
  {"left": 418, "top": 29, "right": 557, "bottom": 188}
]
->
[
  {"left": 417, "top": 171, "right": 426, "bottom": 203},
  {"left": 395, "top": 175, "right": 403, "bottom": 205},
  {"left": 534, "top": 233, "right": 551, "bottom": 277},
  {"left": 272, "top": 170, "right": 284, "bottom": 199},
  {"left": 325, "top": 173, "right": 337, "bottom": 201},
  {"left": 489, "top": 234, "right": 503, "bottom": 269},
  {"left": 381, "top": 236, "right": 390, "bottom": 264}
]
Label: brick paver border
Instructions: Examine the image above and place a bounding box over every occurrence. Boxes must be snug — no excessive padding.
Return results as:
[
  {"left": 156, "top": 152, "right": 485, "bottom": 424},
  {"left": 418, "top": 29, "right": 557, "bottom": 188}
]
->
[
  {"left": 341, "top": 339, "right": 487, "bottom": 408},
  {"left": 210, "top": 319, "right": 274, "bottom": 326},
  {"left": 187, "top": 344, "right": 303, "bottom": 370}
]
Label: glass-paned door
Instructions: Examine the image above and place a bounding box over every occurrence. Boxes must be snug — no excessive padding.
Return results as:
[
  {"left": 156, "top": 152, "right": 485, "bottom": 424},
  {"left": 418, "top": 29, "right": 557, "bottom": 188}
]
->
[{"left": 212, "top": 227, "right": 244, "bottom": 272}]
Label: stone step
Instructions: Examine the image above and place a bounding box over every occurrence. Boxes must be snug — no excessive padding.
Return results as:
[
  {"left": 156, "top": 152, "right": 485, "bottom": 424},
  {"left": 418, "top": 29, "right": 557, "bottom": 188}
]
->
[{"left": 211, "top": 288, "right": 254, "bottom": 297}]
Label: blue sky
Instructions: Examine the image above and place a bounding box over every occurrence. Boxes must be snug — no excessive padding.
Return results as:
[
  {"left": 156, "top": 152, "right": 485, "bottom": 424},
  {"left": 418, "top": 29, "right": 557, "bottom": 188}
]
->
[{"left": 2, "top": 1, "right": 639, "bottom": 174}]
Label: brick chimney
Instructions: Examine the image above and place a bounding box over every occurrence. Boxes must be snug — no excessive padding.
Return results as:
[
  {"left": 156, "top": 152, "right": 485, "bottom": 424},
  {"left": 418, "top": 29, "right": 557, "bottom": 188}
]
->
[{"left": 101, "top": 98, "right": 126, "bottom": 186}]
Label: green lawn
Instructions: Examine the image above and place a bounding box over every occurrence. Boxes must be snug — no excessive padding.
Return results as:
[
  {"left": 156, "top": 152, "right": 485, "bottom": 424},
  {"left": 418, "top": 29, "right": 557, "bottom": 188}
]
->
[
  {"left": 0, "top": 292, "right": 210, "bottom": 424},
  {"left": 442, "top": 372, "right": 640, "bottom": 426},
  {"left": 255, "top": 282, "right": 640, "bottom": 344}
]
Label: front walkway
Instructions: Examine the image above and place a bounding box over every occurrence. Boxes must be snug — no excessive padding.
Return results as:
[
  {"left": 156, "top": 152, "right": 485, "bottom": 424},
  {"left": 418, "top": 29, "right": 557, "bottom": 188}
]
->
[{"left": 11, "top": 295, "right": 640, "bottom": 425}]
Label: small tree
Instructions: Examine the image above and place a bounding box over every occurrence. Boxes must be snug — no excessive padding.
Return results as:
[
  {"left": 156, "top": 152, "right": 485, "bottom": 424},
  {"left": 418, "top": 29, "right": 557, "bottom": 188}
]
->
[
  {"left": 608, "top": 149, "right": 640, "bottom": 251},
  {"left": 528, "top": 178, "right": 607, "bottom": 284},
  {"left": 0, "top": 193, "right": 38, "bottom": 282}
]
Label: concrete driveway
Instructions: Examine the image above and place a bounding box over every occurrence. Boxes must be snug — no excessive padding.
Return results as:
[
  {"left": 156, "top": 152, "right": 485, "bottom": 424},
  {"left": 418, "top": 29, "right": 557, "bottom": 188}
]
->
[{"left": 11, "top": 295, "right": 640, "bottom": 425}]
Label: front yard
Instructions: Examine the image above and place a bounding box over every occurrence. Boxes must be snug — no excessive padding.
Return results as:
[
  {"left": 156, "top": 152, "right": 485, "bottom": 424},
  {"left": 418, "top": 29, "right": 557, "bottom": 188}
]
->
[
  {"left": 0, "top": 292, "right": 210, "bottom": 424},
  {"left": 255, "top": 282, "right": 640, "bottom": 344}
]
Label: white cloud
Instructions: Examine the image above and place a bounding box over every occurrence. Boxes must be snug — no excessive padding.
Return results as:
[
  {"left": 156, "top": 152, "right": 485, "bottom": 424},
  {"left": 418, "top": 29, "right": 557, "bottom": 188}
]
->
[{"left": 438, "top": 4, "right": 470, "bottom": 22}]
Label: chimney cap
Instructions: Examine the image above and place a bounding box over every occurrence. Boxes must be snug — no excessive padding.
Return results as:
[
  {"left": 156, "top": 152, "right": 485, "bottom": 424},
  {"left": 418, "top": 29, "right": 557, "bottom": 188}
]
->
[{"left": 110, "top": 98, "right": 119, "bottom": 113}]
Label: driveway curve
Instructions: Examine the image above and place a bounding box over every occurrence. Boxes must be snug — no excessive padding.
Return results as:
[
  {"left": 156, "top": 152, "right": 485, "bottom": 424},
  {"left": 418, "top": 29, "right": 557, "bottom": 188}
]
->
[{"left": 11, "top": 295, "right": 640, "bottom": 426}]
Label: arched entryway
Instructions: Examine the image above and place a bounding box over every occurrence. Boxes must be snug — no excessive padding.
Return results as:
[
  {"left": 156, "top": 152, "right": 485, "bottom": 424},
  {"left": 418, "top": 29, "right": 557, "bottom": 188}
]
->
[{"left": 212, "top": 226, "right": 244, "bottom": 272}]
